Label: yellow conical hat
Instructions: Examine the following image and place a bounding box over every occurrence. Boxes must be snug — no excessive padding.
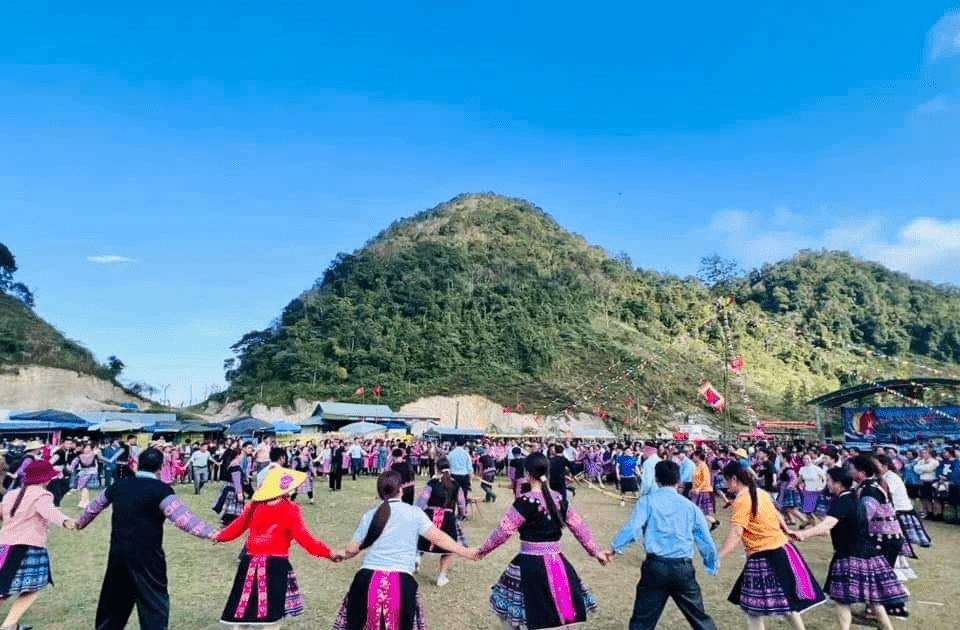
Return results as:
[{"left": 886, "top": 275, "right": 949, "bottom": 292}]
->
[{"left": 252, "top": 466, "right": 307, "bottom": 502}]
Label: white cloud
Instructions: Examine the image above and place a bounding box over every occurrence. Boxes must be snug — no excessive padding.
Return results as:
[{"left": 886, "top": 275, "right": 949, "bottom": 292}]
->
[
  {"left": 914, "top": 95, "right": 955, "bottom": 114},
  {"left": 868, "top": 218, "right": 960, "bottom": 276},
  {"left": 927, "top": 11, "right": 960, "bottom": 62},
  {"left": 87, "top": 255, "right": 139, "bottom": 264},
  {"left": 700, "top": 210, "right": 960, "bottom": 285}
]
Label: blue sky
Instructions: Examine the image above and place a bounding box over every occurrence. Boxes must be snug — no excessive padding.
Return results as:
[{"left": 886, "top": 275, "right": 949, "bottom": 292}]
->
[{"left": 3, "top": 2, "right": 960, "bottom": 406}]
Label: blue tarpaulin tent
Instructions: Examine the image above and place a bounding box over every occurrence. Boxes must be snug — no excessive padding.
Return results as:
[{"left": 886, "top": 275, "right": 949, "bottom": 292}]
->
[
  {"left": 271, "top": 421, "right": 302, "bottom": 434},
  {"left": 7, "top": 409, "right": 91, "bottom": 429}
]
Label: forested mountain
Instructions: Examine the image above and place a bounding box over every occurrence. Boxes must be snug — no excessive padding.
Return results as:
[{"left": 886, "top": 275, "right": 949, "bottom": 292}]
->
[
  {"left": 0, "top": 291, "right": 112, "bottom": 380},
  {"left": 220, "top": 194, "right": 960, "bottom": 430},
  {"left": 10, "top": 194, "right": 956, "bottom": 426}
]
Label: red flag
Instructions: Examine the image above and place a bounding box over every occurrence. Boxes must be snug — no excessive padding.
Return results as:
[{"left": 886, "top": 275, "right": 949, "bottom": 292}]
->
[
  {"left": 514, "top": 403, "right": 525, "bottom": 413},
  {"left": 624, "top": 396, "right": 635, "bottom": 408},
  {"left": 354, "top": 386, "right": 365, "bottom": 397},
  {"left": 533, "top": 414, "right": 543, "bottom": 424},
  {"left": 502, "top": 405, "right": 512, "bottom": 414},
  {"left": 728, "top": 355, "right": 744, "bottom": 374},
  {"left": 372, "top": 385, "right": 382, "bottom": 396}
]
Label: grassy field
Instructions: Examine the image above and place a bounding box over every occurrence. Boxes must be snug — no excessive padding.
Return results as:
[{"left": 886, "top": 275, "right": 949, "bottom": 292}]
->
[{"left": 25, "top": 477, "right": 958, "bottom": 629}]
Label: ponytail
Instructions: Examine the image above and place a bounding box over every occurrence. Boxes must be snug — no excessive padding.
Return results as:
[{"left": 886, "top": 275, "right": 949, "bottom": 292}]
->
[
  {"left": 722, "top": 460, "right": 759, "bottom": 517},
  {"left": 359, "top": 471, "right": 400, "bottom": 550},
  {"left": 525, "top": 453, "right": 565, "bottom": 529}
]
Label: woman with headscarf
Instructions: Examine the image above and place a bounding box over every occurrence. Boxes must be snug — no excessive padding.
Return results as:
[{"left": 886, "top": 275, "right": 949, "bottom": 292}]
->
[
  {"left": 718, "top": 461, "right": 825, "bottom": 630},
  {"left": 0, "top": 460, "right": 75, "bottom": 630},
  {"left": 331, "top": 470, "right": 476, "bottom": 630},
  {"left": 477, "top": 452, "right": 606, "bottom": 630},
  {"left": 215, "top": 466, "right": 335, "bottom": 629}
]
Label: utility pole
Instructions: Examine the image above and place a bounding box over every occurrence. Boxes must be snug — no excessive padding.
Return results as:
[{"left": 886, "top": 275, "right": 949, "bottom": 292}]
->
[{"left": 455, "top": 400, "right": 460, "bottom": 429}]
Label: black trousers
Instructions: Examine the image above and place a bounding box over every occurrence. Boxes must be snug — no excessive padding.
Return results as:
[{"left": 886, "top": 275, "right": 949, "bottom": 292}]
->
[
  {"left": 452, "top": 474, "right": 471, "bottom": 502},
  {"left": 96, "top": 552, "right": 170, "bottom": 630},
  {"left": 628, "top": 556, "right": 716, "bottom": 630},
  {"left": 329, "top": 467, "right": 343, "bottom": 490}
]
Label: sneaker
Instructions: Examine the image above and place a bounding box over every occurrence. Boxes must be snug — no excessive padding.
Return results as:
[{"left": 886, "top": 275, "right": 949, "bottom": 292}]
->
[
  {"left": 436, "top": 573, "right": 450, "bottom": 587},
  {"left": 620, "top": 500, "right": 625, "bottom": 507},
  {"left": 710, "top": 521, "right": 720, "bottom": 532}
]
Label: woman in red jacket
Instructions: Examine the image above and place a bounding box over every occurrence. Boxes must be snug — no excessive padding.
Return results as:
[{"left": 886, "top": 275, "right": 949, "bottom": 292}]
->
[{"left": 216, "top": 466, "right": 335, "bottom": 629}]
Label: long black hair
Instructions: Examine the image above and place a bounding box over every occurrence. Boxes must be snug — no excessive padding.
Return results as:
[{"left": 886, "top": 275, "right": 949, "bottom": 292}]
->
[
  {"left": 525, "top": 453, "right": 565, "bottom": 529},
  {"left": 722, "top": 460, "right": 759, "bottom": 517},
  {"left": 359, "top": 470, "right": 401, "bottom": 550},
  {"left": 435, "top": 457, "right": 458, "bottom": 510}
]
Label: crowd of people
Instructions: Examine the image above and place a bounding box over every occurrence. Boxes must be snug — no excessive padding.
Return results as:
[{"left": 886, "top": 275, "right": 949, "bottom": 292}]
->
[{"left": 0, "top": 431, "right": 953, "bottom": 630}]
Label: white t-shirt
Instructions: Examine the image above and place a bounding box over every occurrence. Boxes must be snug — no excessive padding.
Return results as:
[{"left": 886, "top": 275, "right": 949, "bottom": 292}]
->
[
  {"left": 884, "top": 471, "right": 913, "bottom": 512},
  {"left": 352, "top": 500, "right": 433, "bottom": 573},
  {"left": 799, "top": 464, "right": 825, "bottom": 492}
]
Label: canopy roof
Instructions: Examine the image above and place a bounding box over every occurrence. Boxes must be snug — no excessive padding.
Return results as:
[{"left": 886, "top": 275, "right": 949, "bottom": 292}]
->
[
  {"left": 271, "top": 421, "right": 302, "bottom": 434},
  {"left": 806, "top": 378, "right": 960, "bottom": 408},
  {"left": 9, "top": 409, "right": 90, "bottom": 427},
  {"left": 338, "top": 421, "right": 389, "bottom": 436},
  {"left": 224, "top": 417, "right": 275, "bottom": 436}
]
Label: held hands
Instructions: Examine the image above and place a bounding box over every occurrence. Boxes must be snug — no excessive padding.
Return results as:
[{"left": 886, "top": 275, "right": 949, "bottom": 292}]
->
[
  {"left": 597, "top": 549, "right": 614, "bottom": 566},
  {"left": 330, "top": 550, "right": 346, "bottom": 563},
  {"left": 63, "top": 518, "right": 77, "bottom": 530},
  {"left": 462, "top": 547, "right": 482, "bottom": 561}
]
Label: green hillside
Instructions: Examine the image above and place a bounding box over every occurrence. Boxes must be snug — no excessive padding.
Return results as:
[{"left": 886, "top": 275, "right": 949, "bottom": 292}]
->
[
  {"left": 0, "top": 291, "right": 112, "bottom": 380},
  {"left": 215, "top": 193, "right": 960, "bottom": 431}
]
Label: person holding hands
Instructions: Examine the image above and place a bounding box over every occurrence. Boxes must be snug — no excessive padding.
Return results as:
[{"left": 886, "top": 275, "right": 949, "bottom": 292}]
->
[
  {"left": 215, "top": 466, "right": 336, "bottom": 630},
  {"left": 606, "top": 459, "right": 719, "bottom": 630},
  {"left": 0, "top": 460, "right": 75, "bottom": 630}
]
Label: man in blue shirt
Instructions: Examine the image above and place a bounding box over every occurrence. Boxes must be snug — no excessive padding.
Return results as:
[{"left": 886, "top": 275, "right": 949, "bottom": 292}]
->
[
  {"left": 447, "top": 443, "right": 473, "bottom": 502},
  {"left": 677, "top": 448, "right": 695, "bottom": 498},
  {"left": 639, "top": 442, "right": 661, "bottom": 497},
  {"left": 606, "top": 460, "right": 718, "bottom": 630},
  {"left": 616, "top": 446, "right": 640, "bottom": 506}
]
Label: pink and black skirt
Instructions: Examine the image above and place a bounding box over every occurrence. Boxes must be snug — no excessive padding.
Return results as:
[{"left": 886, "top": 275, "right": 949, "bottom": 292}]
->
[
  {"left": 333, "top": 569, "right": 426, "bottom": 630},
  {"left": 823, "top": 553, "right": 908, "bottom": 615},
  {"left": 490, "top": 541, "right": 597, "bottom": 630},
  {"left": 728, "top": 544, "right": 825, "bottom": 617},
  {"left": 417, "top": 508, "right": 466, "bottom": 553},
  {"left": 220, "top": 555, "right": 303, "bottom": 624}
]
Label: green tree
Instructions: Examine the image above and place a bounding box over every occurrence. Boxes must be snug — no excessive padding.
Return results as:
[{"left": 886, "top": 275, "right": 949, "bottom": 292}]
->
[{"left": 0, "top": 243, "right": 35, "bottom": 308}]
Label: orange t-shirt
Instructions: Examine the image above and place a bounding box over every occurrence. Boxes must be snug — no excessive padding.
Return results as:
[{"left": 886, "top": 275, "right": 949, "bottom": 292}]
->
[
  {"left": 693, "top": 461, "right": 712, "bottom": 492},
  {"left": 730, "top": 489, "right": 787, "bottom": 554}
]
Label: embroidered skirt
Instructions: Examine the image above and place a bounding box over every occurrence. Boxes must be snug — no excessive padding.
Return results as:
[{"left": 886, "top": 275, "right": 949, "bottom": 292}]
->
[
  {"left": 896, "top": 510, "right": 931, "bottom": 550},
  {"left": 221, "top": 555, "right": 303, "bottom": 624},
  {"left": 823, "top": 554, "right": 908, "bottom": 610},
  {"left": 75, "top": 469, "right": 100, "bottom": 490},
  {"left": 213, "top": 484, "right": 245, "bottom": 524},
  {"left": 814, "top": 491, "right": 832, "bottom": 517},
  {"left": 490, "top": 542, "right": 598, "bottom": 630},
  {"left": 692, "top": 492, "right": 716, "bottom": 516},
  {"left": 333, "top": 569, "right": 426, "bottom": 630},
  {"left": 0, "top": 545, "right": 53, "bottom": 599},
  {"left": 775, "top": 488, "right": 802, "bottom": 510},
  {"left": 728, "top": 544, "right": 825, "bottom": 617},
  {"left": 418, "top": 508, "right": 466, "bottom": 553}
]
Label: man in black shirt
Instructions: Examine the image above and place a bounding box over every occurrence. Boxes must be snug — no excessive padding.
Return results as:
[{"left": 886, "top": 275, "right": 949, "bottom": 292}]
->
[
  {"left": 549, "top": 443, "right": 574, "bottom": 501},
  {"left": 329, "top": 440, "right": 345, "bottom": 491},
  {"left": 76, "top": 447, "right": 216, "bottom": 630}
]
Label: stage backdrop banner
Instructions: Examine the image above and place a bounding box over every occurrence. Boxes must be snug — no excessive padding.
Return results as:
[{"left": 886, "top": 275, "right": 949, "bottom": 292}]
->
[{"left": 843, "top": 406, "right": 960, "bottom": 447}]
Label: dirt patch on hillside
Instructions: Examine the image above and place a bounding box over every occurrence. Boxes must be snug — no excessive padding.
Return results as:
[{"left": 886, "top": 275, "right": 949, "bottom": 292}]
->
[{"left": 0, "top": 366, "right": 145, "bottom": 411}]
